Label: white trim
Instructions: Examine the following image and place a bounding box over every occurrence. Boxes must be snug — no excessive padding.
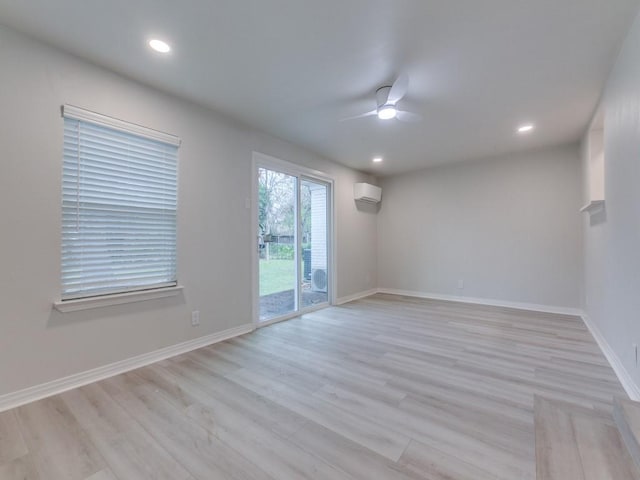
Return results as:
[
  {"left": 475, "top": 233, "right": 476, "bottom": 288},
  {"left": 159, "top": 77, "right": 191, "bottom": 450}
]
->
[
  {"left": 257, "top": 311, "right": 303, "bottom": 328},
  {"left": 330, "top": 175, "right": 338, "bottom": 306},
  {"left": 376, "top": 288, "right": 583, "bottom": 316},
  {"left": 580, "top": 200, "right": 605, "bottom": 214},
  {"left": 251, "top": 156, "right": 259, "bottom": 326},
  {"left": 581, "top": 314, "right": 640, "bottom": 401},
  {"left": 54, "top": 285, "right": 184, "bottom": 312},
  {"left": 296, "top": 170, "right": 302, "bottom": 313},
  {"left": 252, "top": 151, "right": 331, "bottom": 180},
  {"left": 62, "top": 104, "right": 181, "bottom": 146},
  {"left": 336, "top": 289, "right": 378, "bottom": 305},
  {"left": 257, "top": 303, "right": 329, "bottom": 328},
  {"left": 0, "top": 323, "right": 254, "bottom": 413}
]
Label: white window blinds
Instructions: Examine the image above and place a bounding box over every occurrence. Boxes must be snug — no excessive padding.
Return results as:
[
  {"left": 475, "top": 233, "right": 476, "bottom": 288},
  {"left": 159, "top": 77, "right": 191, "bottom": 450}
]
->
[{"left": 62, "top": 105, "right": 179, "bottom": 300}]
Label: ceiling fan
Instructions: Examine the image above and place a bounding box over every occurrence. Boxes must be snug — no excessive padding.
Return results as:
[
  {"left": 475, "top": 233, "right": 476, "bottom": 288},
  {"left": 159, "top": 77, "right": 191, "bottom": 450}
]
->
[{"left": 342, "top": 74, "right": 422, "bottom": 123}]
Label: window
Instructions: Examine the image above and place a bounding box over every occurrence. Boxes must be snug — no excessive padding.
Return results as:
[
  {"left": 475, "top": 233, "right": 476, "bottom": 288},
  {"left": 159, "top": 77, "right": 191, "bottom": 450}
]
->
[{"left": 61, "top": 105, "right": 179, "bottom": 300}]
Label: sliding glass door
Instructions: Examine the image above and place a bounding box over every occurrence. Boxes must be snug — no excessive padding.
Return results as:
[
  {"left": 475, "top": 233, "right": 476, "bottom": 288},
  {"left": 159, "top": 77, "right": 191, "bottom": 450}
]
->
[
  {"left": 256, "top": 161, "right": 331, "bottom": 323},
  {"left": 300, "top": 178, "right": 329, "bottom": 308},
  {"left": 258, "top": 168, "right": 298, "bottom": 320}
]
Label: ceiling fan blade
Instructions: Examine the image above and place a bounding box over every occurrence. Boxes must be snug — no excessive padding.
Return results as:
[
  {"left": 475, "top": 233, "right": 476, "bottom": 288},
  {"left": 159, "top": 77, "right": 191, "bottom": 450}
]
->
[
  {"left": 387, "top": 73, "right": 409, "bottom": 104},
  {"left": 396, "top": 110, "right": 422, "bottom": 123},
  {"left": 340, "top": 110, "right": 377, "bottom": 122}
]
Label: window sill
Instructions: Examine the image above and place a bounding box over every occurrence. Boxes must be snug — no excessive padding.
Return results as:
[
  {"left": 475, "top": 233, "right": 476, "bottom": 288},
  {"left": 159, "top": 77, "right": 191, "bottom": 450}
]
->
[{"left": 53, "top": 286, "right": 184, "bottom": 313}]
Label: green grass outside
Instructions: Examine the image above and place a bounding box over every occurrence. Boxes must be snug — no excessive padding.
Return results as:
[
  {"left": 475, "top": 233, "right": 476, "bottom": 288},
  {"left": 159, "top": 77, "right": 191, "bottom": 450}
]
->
[{"left": 259, "top": 259, "right": 296, "bottom": 296}]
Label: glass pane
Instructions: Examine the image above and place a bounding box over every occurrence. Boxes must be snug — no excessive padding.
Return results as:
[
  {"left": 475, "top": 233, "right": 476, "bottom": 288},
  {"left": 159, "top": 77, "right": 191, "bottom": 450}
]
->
[
  {"left": 301, "top": 178, "right": 329, "bottom": 308},
  {"left": 258, "top": 168, "right": 298, "bottom": 321}
]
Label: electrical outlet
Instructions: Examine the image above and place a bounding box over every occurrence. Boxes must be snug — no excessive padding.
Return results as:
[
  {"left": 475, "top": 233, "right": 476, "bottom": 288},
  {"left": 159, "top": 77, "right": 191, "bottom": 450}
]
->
[
  {"left": 457, "top": 279, "right": 464, "bottom": 289},
  {"left": 191, "top": 310, "right": 200, "bottom": 327}
]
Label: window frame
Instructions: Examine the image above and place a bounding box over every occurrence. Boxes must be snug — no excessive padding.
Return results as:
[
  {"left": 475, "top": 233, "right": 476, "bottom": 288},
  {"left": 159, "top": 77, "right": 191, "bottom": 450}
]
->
[{"left": 57, "top": 105, "right": 181, "bottom": 307}]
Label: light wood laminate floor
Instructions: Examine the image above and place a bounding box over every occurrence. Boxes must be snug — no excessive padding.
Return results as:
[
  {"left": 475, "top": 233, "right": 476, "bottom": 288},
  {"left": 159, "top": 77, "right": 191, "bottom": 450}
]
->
[{"left": 0, "top": 294, "right": 627, "bottom": 480}]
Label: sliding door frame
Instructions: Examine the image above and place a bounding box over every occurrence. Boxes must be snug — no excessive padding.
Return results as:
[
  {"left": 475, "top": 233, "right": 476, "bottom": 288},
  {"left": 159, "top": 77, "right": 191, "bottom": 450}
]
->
[{"left": 251, "top": 151, "right": 336, "bottom": 328}]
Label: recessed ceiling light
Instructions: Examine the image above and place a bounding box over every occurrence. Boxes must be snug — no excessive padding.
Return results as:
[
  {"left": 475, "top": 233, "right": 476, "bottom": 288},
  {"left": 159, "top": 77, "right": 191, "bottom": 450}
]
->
[
  {"left": 518, "top": 124, "right": 535, "bottom": 133},
  {"left": 372, "top": 157, "right": 383, "bottom": 163},
  {"left": 149, "top": 39, "right": 171, "bottom": 53},
  {"left": 377, "top": 105, "right": 397, "bottom": 120}
]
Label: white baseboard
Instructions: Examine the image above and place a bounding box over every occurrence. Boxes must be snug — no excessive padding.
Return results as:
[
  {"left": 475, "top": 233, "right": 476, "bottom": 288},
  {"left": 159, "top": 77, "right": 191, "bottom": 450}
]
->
[
  {"left": 335, "top": 288, "right": 378, "bottom": 305},
  {"left": 0, "top": 323, "right": 255, "bottom": 413},
  {"left": 581, "top": 314, "right": 640, "bottom": 401},
  {"left": 376, "top": 288, "right": 583, "bottom": 316}
]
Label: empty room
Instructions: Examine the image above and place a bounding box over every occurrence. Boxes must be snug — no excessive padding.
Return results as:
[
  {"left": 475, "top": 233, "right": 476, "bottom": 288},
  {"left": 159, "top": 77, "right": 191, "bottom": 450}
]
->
[{"left": 2, "top": 1, "right": 640, "bottom": 479}]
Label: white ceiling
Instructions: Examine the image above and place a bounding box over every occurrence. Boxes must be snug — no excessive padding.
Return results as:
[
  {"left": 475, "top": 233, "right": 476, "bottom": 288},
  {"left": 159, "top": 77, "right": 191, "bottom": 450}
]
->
[{"left": 0, "top": 0, "right": 638, "bottom": 175}]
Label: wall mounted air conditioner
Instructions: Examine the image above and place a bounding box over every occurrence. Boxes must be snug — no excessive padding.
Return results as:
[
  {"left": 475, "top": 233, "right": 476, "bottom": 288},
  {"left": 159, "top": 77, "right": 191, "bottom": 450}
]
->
[
  {"left": 354, "top": 183, "right": 382, "bottom": 203},
  {"left": 311, "top": 268, "right": 328, "bottom": 293}
]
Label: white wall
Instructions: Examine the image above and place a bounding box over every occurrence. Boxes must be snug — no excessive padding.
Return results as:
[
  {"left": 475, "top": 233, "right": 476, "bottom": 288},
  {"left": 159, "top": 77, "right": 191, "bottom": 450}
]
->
[
  {"left": 377, "top": 145, "right": 583, "bottom": 309},
  {"left": 581, "top": 9, "right": 640, "bottom": 390},
  {"left": 0, "top": 26, "right": 377, "bottom": 396}
]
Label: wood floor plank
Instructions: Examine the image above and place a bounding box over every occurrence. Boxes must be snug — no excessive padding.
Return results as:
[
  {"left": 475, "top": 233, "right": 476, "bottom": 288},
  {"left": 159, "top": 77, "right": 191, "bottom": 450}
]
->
[
  {"left": 148, "top": 362, "right": 355, "bottom": 480},
  {"left": 185, "top": 401, "right": 353, "bottom": 480},
  {"left": 15, "top": 396, "right": 107, "bottom": 480},
  {"left": 288, "top": 420, "right": 415, "bottom": 480},
  {"left": 535, "top": 396, "right": 586, "bottom": 480},
  {"left": 0, "top": 454, "right": 40, "bottom": 480},
  {"left": 60, "top": 384, "right": 195, "bottom": 480},
  {"left": 84, "top": 469, "right": 119, "bottom": 480},
  {"left": 0, "top": 294, "right": 628, "bottom": 479},
  {"left": 314, "top": 381, "right": 534, "bottom": 478},
  {"left": 0, "top": 410, "right": 28, "bottom": 464},
  {"left": 534, "top": 394, "right": 640, "bottom": 480},
  {"left": 572, "top": 414, "right": 639, "bottom": 480},
  {"left": 99, "top": 372, "right": 275, "bottom": 480},
  {"left": 225, "top": 365, "right": 412, "bottom": 462},
  {"left": 396, "top": 439, "right": 501, "bottom": 480},
  {"left": 157, "top": 358, "right": 309, "bottom": 439}
]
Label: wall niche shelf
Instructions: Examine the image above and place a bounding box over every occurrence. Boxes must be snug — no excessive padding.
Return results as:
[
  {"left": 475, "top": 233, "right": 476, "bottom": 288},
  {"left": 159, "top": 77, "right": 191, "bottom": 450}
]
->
[
  {"left": 582, "top": 112, "right": 605, "bottom": 217},
  {"left": 580, "top": 200, "right": 605, "bottom": 214}
]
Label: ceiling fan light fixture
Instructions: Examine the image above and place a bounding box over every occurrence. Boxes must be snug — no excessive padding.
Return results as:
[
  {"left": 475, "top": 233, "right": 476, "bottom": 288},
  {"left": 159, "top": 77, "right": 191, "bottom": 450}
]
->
[
  {"left": 377, "top": 105, "right": 397, "bottom": 120},
  {"left": 518, "top": 123, "right": 535, "bottom": 133},
  {"left": 149, "top": 39, "right": 171, "bottom": 53}
]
